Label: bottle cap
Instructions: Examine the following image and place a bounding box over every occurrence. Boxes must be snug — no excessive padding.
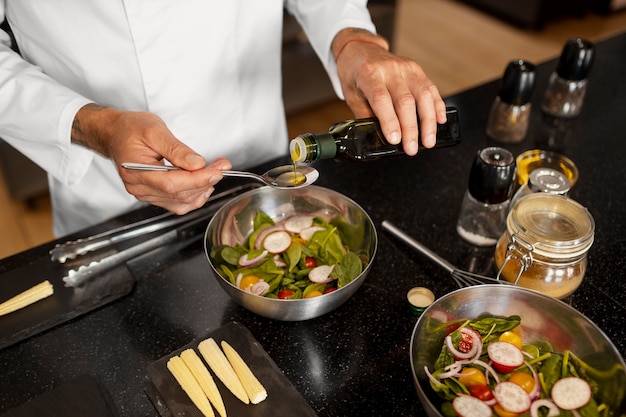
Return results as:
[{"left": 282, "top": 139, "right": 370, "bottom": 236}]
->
[
  {"left": 498, "top": 59, "right": 536, "bottom": 105},
  {"left": 407, "top": 287, "right": 435, "bottom": 316},
  {"left": 556, "top": 38, "right": 595, "bottom": 81},
  {"left": 528, "top": 168, "right": 570, "bottom": 195},
  {"left": 468, "top": 147, "right": 516, "bottom": 204}
]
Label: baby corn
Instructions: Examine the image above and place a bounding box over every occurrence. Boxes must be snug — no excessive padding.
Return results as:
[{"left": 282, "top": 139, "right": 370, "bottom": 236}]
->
[
  {"left": 0, "top": 280, "right": 53, "bottom": 317},
  {"left": 221, "top": 340, "right": 267, "bottom": 404},
  {"left": 167, "top": 356, "right": 215, "bottom": 417},
  {"left": 180, "top": 349, "right": 227, "bottom": 417},
  {"left": 198, "top": 338, "right": 249, "bottom": 404}
]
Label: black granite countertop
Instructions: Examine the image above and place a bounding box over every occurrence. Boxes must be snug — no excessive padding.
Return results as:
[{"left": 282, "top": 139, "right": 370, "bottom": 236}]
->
[{"left": 1, "top": 33, "right": 625, "bottom": 417}]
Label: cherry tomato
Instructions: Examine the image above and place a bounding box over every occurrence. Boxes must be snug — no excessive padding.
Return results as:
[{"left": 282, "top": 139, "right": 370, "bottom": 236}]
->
[
  {"left": 499, "top": 331, "right": 523, "bottom": 349},
  {"left": 508, "top": 372, "right": 535, "bottom": 394},
  {"left": 277, "top": 289, "right": 295, "bottom": 299},
  {"left": 469, "top": 385, "right": 494, "bottom": 402},
  {"left": 493, "top": 403, "right": 520, "bottom": 417},
  {"left": 323, "top": 287, "right": 337, "bottom": 294},
  {"left": 446, "top": 323, "right": 462, "bottom": 335},
  {"left": 239, "top": 275, "right": 260, "bottom": 290},
  {"left": 458, "top": 367, "right": 487, "bottom": 388},
  {"left": 304, "top": 256, "right": 317, "bottom": 269},
  {"left": 458, "top": 328, "right": 480, "bottom": 353},
  {"left": 304, "top": 290, "right": 322, "bottom": 298}
]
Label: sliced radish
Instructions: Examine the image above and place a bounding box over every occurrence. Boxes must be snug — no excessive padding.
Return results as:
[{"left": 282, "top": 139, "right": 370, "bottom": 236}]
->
[
  {"left": 284, "top": 215, "right": 314, "bottom": 233},
  {"left": 551, "top": 377, "right": 592, "bottom": 410},
  {"left": 487, "top": 341, "right": 524, "bottom": 373},
  {"left": 308, "top": 264, "right": 335, "bottom": 283},
  {"left": 530, "top": 399, "right": 560, "bottom": 417},
  {"left": 452, "top": 395, "right": 492, "bottom": 417},
  {"left": 493, "top": 381, "right": 531, "bottom": 414},
  {"left": 254, "top": 224, "right": 285, "bottom": 250},
  {"left": 262, "top": 231, "right": 292, "bottom": 254},
  {"left": 238, "top": 250, "right": 268, "bottom": 267},
  {"left": 300, "top": 226, "right": 326, "bottom": 241}
]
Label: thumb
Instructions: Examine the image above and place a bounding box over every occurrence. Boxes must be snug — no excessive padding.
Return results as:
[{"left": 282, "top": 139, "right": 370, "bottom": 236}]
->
[{"left": 162, "top": 139, "right": 206, "bottom": 171}]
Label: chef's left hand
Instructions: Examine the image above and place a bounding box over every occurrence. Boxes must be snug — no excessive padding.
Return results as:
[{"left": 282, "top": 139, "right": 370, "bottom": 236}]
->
[{"left": 332, "top": 28, "right": 447, "bottom": 156}]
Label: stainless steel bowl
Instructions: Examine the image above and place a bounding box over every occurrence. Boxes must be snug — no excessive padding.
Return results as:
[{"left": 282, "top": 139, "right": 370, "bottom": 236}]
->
[
  {"left": 204, "top": 185, "right": 377, "bottom": 321},
  {"left": 410, "top": 285, "right": 626, "bottom": 417}
]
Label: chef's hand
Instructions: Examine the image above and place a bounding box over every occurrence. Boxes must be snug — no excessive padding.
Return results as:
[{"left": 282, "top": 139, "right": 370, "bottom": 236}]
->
[
  {"left": 71, "top": 104, "right": 231, "bottom": 214},
  {"left": 332, "top": 28, "right": 447, "bottom": 155}
]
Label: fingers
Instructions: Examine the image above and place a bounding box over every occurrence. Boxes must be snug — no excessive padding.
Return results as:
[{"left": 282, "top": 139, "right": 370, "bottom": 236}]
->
[
  {"left": 336, "top": 39, "right": 447, "bottom": 155},
  {"left": 121, "top": 158, "right": 232, "bottom": 214}
]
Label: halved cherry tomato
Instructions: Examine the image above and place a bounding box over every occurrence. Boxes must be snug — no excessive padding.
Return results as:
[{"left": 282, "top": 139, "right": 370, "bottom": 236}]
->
[
  {"left": 458, "top": 328, "right": 481, "bottom": 353},
  {"left": 304, "top": 290, "right": 322, "bottom": 298},
  {"left": 304, "top": 256, "right": 317, "bottom": 269},
  {"left": 458, "top": 367, "right": 487, "bottom": 388},
  {"left": 508, "top": 372, "right": 535, "bottom": 394},
  {"left": 469, "top": 385, "right": 494, "bottom": 402},
  {"left": 239, "top": 275, "right": 260, "bottom": 290},
  {"left": 277, "top": 289, "right": 295, "bottom": 299},
  {"left": 499, "top": 331, "right": 523, "bottom": 349}
]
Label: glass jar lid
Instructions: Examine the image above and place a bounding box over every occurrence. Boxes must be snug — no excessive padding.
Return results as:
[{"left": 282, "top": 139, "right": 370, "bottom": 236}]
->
[{"left": 507, "top": 193, "right": 594, "bottom": 258}]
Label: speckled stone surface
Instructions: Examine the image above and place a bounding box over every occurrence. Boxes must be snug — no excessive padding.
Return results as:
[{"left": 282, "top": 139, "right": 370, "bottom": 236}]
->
[{"left": 1, "top": 34, "right": 625, "bottom": 417}]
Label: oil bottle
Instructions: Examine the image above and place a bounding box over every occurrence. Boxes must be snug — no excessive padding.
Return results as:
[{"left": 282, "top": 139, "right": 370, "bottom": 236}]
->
[{"left": 289, "top": 107, "right": 460, "bottom": 163}]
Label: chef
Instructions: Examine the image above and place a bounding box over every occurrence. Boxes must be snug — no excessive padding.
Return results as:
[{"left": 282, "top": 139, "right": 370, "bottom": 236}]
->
[{"left": 0, "top": 1, "right": 446, "bottom": 237}]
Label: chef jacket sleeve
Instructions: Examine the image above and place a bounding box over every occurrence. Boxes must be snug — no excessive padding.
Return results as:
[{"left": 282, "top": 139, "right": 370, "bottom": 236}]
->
[
  {"left": 284, "top": 0, "right": 377, "bottom": 100},
  {"left": 0, "top": 12, "right": 95, "bottom": 187}
]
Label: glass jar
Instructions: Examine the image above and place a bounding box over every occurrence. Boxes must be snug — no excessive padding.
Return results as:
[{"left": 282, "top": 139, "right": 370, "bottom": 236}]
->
[{"left": 494, "top": 193, "right": 594, "bottom": 299}]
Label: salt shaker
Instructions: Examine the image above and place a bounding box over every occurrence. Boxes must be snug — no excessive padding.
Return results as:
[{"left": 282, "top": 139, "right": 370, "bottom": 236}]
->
[
  {"left": 509, "top": 167, "right": 571, "bottom": 211},
  {"left": 456, "top": 147, "right": 516, "bottom": 246},
  {"left": 542, "top": 38, "right": 595, "bottom": 118},
  {"left": 486, "top": 60, "right": 536, "bottom": 143}
]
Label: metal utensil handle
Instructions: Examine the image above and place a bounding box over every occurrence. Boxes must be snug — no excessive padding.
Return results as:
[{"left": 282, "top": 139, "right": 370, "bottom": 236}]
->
[
  {"left": 381, "top": 220, "right": 456, "bottom": 274},
  {"left": 221, "top": 170, "right": 265, "bottom": 182},
  {"left": 50, "top": 184, "right": 258, "bottom": 262}
]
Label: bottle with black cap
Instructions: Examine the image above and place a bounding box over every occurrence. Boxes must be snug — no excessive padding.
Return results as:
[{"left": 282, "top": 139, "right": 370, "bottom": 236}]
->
[
  {"left": 542, "top": 38, "right": 595, "bottom": 118},
  {"left": 456, "top": 147, "right": 516, "bottom": 246},
  {"left": 486, "top": 60, "right": 536, "bottom": 143}
]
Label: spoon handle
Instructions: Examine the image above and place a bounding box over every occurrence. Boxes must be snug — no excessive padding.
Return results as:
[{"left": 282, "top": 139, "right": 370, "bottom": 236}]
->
[
  {"left": 121, "top": 162, "right": 180, "bottom": 171},
  {"left": 221, "top": 171, "right": 265, "bottom": 182},
  {"left": 121, "top": 163, "right": 267, "bottom": 184}
]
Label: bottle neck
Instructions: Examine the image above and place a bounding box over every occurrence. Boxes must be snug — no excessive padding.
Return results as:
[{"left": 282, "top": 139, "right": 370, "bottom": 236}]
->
[{"left": 290, "top": 132, "right": 337, "bottom": 163}]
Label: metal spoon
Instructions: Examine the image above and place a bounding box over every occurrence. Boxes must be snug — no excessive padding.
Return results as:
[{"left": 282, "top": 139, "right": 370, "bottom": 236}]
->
[{"left": 121, "top": 162, "right": 319, "bottom": 189}]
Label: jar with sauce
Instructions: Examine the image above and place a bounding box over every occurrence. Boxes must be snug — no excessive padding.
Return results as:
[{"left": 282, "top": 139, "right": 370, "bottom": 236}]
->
[{"left": 494, "top": 193, "right": 594, "bottom": 299}]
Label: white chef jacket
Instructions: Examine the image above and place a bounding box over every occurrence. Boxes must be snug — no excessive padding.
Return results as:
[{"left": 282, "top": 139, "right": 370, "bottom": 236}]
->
[{"left": 0, "top": 0, "right": 375, "bottom": 237}]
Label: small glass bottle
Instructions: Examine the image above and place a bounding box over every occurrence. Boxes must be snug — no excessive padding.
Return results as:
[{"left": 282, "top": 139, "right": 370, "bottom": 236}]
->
[
  {"left": 289, "top": 107, "right": 460, "bottom": 163},
  {"left": 456, "top": 147, "right": 516, "bottom": 247},
  {"left": 542, "top": 38, "right": 595, "bottom": 118},
  {"left": 509, "top": 167, "right": 571, "bottom": 211},
  {"left": 486, "top": 60, "right": 536, "bottom": 143},
  {"left": 495, "top": 193, "right": 595, "bottom": 299}
]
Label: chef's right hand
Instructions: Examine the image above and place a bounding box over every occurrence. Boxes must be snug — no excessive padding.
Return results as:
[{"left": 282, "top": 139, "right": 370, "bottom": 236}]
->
[{"left": 71, "top": 103, "right": 232, "bottom": 214}]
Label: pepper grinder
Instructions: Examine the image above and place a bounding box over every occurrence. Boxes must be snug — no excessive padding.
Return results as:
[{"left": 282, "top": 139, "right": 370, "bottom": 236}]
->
[
  {"left": 542, "top": 38, "right": 595, "bottom": 118},
  {"left": 456, "top": 147, "right": 516, "bottom": 246},
  {"left": 486, "top": 60, "right": 536, "bottom": 143}
]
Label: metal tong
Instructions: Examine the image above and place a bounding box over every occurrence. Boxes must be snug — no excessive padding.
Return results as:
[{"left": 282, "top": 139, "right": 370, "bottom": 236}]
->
[{"left": 54, "top": 184, "right": 259, "bottom": 287}]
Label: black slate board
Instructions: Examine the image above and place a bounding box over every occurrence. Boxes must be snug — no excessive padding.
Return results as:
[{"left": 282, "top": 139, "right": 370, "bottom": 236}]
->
[
  {"left": 0, "top": 374, "right": 119, "bottom": 417},
  {"left": 147, "top": 321, "right": 317, "bottom": 417},
  {"left": 0, "top": 255, "right": 135, "bottom": 350}
]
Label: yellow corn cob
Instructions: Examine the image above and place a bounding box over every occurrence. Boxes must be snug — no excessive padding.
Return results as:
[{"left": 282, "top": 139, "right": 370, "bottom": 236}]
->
[
  {"left": 221, "top": 340, "right": 267, "bottom": 404},
  {"left": 180, "top": 349, "right": 227, "bottom": 417},
  {"left": 167, "top": 356, "right": 215, "bottom": 417},
  {"left": 0, "top": 280, "right": 53, "bottom": 317},
  {"left": 198, "top": 338, "right": 249, "bottom": 404}
]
